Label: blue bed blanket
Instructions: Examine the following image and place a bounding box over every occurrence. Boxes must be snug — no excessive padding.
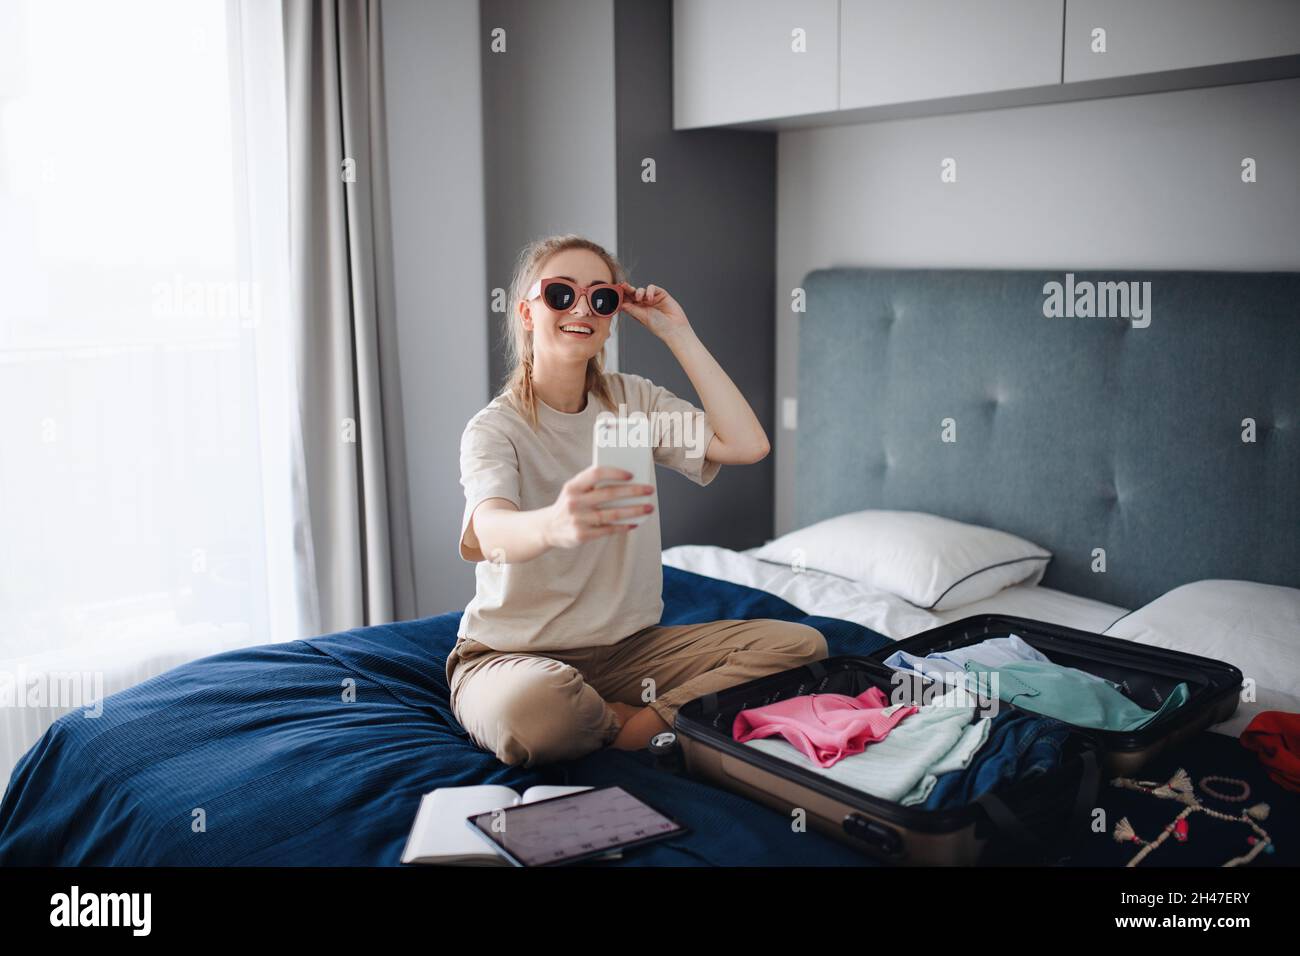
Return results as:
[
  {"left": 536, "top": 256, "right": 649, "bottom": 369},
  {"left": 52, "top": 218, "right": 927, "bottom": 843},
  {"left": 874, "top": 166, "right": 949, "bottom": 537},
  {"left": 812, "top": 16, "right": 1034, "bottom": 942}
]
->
[{"left": 0, "top": 567, "right": 889, "bottom": 866}]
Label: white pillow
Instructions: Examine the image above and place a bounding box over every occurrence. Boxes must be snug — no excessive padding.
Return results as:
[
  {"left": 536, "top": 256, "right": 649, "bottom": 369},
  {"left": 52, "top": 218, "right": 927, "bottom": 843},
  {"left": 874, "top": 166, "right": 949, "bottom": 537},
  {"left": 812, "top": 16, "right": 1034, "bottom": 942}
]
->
[
  {"left": 1104, "top": 580, "right": 1300, "bottom": 702},
  {"left": 750, "top": 510, "right": 1051, "bottom": 610}
]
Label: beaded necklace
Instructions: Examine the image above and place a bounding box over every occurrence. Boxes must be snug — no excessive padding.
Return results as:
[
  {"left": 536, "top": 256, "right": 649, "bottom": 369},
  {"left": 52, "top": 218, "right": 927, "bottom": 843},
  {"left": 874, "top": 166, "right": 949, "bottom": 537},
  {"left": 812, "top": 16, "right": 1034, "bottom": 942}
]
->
[{"left": 1109, "top": 768, "right": 1273, "bottom": 867}]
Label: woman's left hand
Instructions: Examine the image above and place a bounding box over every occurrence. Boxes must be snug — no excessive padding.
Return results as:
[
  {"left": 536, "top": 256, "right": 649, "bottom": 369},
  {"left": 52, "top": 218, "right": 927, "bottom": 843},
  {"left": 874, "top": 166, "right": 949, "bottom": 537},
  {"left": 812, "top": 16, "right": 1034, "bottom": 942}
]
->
[{"left": 618, "top": 282, "right": 692, "bottom": 340}]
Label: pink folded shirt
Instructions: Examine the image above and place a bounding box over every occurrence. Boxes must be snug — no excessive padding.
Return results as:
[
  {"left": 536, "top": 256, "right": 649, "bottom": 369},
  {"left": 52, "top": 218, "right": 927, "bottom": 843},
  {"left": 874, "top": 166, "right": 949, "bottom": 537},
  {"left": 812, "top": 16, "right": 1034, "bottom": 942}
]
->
[{"left": 732, "top": 686, "right": 917, "bottom": 768}]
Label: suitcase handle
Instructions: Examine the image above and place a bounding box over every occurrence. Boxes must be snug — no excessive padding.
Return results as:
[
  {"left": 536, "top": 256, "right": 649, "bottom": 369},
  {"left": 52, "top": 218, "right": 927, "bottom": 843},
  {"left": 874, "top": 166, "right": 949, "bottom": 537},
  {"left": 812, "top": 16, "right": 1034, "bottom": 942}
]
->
[{"left": 973, "top": 746, "right": 1100, "bottom": 863}]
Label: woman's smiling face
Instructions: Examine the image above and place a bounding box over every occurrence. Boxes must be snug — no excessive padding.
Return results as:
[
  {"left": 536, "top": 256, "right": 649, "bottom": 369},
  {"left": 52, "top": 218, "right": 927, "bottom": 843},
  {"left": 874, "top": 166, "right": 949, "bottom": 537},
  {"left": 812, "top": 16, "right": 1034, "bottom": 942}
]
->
[{"left": 522, "top": 248, "right": 615, "bottom": 361}]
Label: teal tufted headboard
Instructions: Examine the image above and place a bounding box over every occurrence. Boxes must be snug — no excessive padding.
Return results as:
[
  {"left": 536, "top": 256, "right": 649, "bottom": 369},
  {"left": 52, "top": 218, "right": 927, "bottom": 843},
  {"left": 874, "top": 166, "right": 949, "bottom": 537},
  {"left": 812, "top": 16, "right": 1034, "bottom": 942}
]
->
[{"left": 796, "top": 268, "right": 1300, "bottom": 609}]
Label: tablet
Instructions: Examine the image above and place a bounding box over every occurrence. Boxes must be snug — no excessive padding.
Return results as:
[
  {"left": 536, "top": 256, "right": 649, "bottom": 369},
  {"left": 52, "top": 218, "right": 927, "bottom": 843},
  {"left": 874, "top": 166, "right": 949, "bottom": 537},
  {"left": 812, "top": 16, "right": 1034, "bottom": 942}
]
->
[{"left": 465, "top": 785, "right": 687, "bottom": 867}]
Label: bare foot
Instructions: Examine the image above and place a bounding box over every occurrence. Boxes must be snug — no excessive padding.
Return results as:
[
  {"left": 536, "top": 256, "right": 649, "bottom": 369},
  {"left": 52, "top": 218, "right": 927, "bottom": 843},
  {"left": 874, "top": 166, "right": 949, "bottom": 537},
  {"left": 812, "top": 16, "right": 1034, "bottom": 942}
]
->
[{"left": 610, "top": 705, "right": 671, "bottom": 751}]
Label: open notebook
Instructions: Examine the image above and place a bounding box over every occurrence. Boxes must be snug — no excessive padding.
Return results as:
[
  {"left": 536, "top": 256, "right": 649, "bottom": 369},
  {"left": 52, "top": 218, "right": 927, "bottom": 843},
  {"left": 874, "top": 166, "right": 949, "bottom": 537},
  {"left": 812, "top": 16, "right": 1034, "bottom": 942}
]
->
[{"left": 401, "top": 784, "right": 621, "bottom": 865}]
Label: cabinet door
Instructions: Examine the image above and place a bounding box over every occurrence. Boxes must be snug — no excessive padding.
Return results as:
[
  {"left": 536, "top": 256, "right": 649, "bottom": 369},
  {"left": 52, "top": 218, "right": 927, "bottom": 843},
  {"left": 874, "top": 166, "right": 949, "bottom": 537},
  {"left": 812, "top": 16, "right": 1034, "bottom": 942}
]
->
[
  {"left": 673, "top": 0, "right": 838, "bottom": 128},
  {"left": 839, "top": 0, "right": 1064, "bottom": 109},
  {"left": 1065, "top": 0, "right": 1300, "bottom": 82}
]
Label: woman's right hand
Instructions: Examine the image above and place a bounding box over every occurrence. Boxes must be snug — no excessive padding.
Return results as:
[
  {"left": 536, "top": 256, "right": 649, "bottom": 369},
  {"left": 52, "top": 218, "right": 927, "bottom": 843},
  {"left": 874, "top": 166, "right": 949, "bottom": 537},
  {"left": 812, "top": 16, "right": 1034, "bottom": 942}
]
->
[{"left": 543, "top": 465, "right": 655, "bottom": 549}]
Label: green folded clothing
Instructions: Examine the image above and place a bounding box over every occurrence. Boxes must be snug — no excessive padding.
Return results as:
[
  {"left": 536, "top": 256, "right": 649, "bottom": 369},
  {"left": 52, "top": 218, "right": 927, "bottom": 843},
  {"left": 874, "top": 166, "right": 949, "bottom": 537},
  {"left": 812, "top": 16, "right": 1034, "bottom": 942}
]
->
[{"left": 962, "top": 658, "right": 1190, "bottom": 732}]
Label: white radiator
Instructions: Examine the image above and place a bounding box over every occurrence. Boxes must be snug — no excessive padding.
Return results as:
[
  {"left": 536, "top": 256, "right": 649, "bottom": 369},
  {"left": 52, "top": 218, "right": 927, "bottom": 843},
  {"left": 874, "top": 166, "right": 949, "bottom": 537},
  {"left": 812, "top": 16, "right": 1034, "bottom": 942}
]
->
[{"left": 1, "top": 623, "right": 259, "bottom": 793}]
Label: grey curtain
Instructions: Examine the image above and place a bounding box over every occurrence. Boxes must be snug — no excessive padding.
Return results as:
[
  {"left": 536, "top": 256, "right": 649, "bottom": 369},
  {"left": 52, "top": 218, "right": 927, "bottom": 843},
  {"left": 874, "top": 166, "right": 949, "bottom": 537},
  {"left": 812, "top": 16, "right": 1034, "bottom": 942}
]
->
[{"left": 283, "top": 0, "right": 416, "bottom": 633}]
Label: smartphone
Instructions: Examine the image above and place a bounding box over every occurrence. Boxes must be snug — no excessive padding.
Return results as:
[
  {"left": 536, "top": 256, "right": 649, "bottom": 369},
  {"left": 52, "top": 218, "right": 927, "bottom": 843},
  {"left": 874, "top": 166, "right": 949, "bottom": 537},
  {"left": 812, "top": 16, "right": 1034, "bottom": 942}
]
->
[{"left": 592, "top": 415, "right": 655, "bottom": 526}]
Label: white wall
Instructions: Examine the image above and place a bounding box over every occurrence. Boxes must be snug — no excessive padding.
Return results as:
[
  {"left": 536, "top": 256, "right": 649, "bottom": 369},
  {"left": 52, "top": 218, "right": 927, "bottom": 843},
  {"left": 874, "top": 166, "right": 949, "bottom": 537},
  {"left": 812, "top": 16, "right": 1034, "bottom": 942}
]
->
[
  {"left": 382, "top": 0, "right": 488, "bottom": 616},
  {"left": 775, "top": 77, "right": 1300, "bottom": 533}
]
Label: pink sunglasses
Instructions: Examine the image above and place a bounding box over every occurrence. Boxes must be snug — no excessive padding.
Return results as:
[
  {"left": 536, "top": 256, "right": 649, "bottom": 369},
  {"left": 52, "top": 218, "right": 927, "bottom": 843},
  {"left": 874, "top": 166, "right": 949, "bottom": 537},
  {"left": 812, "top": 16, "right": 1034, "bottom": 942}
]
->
[{"left": 526, "top": 277, "right": 624, "bottom": 317}]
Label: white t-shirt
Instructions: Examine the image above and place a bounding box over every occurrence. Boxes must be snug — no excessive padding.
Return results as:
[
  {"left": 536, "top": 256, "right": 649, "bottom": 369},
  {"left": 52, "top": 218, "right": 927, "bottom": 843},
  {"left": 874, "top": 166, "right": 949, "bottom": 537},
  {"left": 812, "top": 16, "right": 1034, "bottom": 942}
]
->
[{"left": 456, "top": 371, "right": 721, "bottom": 652}]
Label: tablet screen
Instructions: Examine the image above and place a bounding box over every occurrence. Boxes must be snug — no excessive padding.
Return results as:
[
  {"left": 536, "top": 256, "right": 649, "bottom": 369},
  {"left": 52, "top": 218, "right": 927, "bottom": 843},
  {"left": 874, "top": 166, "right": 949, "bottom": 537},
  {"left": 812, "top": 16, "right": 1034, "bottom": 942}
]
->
[{"left": 467, "top": 786, "right": 685, "bottom": 866}]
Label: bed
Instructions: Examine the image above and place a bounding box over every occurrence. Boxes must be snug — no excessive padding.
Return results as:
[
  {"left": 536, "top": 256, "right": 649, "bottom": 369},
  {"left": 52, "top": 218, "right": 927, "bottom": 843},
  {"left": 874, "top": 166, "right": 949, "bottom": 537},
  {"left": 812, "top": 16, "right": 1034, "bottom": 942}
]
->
[
  {"left": 3, "top": 267, "right": 1297, "bottom": 866},
  {"left": 663, "top": 544, "right": 1300, "bottom": 738},
  {"left": 0, "top": 567, "right": 888, "bottom": 866},
  {"left": 785, "top": 266, "right": 1299, "bottom": 744},
  {"left": 662, "top": 543, "right": 1128, "bottom": 639},
  {"left": 3, "top": 562, "right": 1294, "bottom": 867}
]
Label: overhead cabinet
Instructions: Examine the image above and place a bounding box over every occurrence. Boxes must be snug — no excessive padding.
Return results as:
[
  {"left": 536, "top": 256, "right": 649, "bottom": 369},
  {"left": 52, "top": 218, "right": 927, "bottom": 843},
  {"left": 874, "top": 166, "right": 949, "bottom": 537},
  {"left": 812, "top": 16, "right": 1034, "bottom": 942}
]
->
[
  {"left": 673, "top": 0, "right": 1300, "bottom": 130},
  {"left": 839, "top": 0, "right": 1064, "bottom": 109},
  {"left": 673, "top": 0, "right": 839, "bottom": 129},
  {"left": 1064, "top": 0, "right": 1300, "bottom": 82}
]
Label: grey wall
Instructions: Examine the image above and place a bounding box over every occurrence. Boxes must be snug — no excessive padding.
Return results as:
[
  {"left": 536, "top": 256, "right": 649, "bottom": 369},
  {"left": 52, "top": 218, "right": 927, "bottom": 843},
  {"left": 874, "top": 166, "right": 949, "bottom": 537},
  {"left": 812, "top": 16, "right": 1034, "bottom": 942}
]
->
[
  {"left": 481, "top": 0, "right": 619, "bottom": 393},
  {"left": 382, "top": 0, "right": 780, "bottom": 617},
  {"left": 476, "top": 0, "right": 778, "bottom": 556},
  {"left": 775, "top": 76, "right": 1300, "bottom": 536},
  {"left": 614, "top": 0, "right": 778, "bottom": 551},
  {"left": 382, "top": 0, "right": 487, "bottom": 616}
]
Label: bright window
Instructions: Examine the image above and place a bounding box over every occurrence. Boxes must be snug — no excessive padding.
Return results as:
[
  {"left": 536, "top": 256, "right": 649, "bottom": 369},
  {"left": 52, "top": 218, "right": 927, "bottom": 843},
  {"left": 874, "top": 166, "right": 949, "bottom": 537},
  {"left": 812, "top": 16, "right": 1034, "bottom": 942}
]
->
[{"left": 0, "top": 0, "right": 303, "bottom": 674}]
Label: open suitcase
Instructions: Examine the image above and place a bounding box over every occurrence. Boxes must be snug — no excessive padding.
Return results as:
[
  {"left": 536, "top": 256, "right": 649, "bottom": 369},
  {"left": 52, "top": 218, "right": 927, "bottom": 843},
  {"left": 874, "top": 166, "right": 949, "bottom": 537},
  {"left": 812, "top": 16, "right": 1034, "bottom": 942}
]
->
[{"left": 673, "top": 615, "right": 1244, "bottom": 866}]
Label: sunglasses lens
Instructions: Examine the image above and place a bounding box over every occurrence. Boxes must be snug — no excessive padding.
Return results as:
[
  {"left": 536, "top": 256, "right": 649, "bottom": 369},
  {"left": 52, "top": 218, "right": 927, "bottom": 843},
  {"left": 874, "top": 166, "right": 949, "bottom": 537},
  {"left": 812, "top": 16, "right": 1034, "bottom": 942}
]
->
[
  {"left": 590, "top": 287, "right": 620, "bottom": 316},
  {"left": 542, "top": 281, "right": 576, "bottom": 311}
]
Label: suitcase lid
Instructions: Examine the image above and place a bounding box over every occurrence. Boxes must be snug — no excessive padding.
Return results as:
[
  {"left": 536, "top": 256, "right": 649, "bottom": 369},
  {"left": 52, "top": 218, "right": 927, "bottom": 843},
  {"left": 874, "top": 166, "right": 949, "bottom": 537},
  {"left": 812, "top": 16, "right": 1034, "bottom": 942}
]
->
[{"left": 860, "top": 614, "right": 1243, "bottom": 752}]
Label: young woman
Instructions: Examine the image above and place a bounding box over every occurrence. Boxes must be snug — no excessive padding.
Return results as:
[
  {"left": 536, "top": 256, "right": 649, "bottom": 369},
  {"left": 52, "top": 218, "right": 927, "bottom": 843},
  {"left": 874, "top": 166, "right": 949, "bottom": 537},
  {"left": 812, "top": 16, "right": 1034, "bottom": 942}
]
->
[{"left": 450, "top": 234, "right": 827, "bottom": 767}]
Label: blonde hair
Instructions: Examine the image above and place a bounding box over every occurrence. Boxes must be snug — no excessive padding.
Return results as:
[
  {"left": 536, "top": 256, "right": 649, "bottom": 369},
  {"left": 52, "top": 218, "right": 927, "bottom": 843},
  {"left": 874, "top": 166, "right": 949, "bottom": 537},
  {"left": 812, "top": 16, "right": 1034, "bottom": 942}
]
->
[{"left": 501, "top": 234, "right": 625, "bottom": 429}]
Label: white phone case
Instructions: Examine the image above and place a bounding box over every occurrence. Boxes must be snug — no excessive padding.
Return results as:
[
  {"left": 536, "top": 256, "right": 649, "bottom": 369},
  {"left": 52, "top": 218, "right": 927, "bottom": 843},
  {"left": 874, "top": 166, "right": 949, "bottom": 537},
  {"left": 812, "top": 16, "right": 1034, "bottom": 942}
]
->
[{"left": 592, "top": 417, "right": 655, "bottom": 526}]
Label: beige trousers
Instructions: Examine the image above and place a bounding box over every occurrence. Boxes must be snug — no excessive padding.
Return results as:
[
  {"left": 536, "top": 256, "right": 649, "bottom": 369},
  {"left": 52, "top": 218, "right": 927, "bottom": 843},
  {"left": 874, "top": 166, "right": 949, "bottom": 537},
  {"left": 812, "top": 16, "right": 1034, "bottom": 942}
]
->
[{"left": 445, "top": 618, "right": 828, "bottom": 767}]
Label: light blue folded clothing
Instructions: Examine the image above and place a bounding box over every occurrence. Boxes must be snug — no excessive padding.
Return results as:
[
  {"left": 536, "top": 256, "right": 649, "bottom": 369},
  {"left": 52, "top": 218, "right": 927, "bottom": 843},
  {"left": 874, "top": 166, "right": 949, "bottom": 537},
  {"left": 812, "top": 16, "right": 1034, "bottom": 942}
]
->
[
  {"left": 884, "top": 634, "right": 1114, "bottom": 687},
  {"left": 745, "top": 686, "right": 991, "bottom": 806}
]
